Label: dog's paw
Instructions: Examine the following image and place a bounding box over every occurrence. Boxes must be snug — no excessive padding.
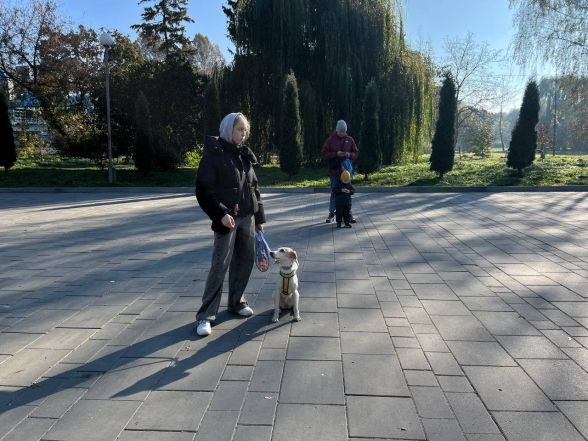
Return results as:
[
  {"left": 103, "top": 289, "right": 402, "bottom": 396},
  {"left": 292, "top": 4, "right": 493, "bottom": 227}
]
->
[
  {"left": 294, "top": 315, "right": 301, "bottom": 322},
  {"left": 272, "top": 315, "right": 279, "bottom": 323}
]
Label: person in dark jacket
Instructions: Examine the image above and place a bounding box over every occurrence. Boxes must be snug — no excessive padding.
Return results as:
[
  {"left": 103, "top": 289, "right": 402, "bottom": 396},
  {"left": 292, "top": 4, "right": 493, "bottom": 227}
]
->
[
  {"left": 195, "top": 112, "right": 265, "bottom": 337},
  {"left": 320, "top": 120, "right": 359, "bottom": 223},
  {"left": 333, "top": 169, "right": 355, "bottom": 228}
]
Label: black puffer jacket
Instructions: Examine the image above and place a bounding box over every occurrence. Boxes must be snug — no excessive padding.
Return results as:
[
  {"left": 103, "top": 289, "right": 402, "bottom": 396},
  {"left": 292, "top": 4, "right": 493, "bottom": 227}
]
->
[{"left": 196, "top": 136, "right": 265, "bottom": 233}]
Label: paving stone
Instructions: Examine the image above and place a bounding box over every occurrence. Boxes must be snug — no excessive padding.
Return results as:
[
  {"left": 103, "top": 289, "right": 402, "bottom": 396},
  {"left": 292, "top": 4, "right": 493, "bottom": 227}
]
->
[
  {"left": 466, "top": 435, "right": 506, "bottom": 441},
  {"left": 340, "top": 332, "right": 394, "bottom": 354},
  {"left": 493, "top": 411, "right": 585, "bottom": 441},
  {"left": 298, "top": 282, "right": 336, "bottom": 297},
  {"left": 58, "top": 305, "right": 123, "bottom": 329},
  {"left": 446, "top": 341, "right": 517, "bottom": 366},
  {"left": 426, "top": 352, "right": 462, "bottom": 376},
  {"left": 233, "top": 425, "right": 272, "bottom": 441},
  {"left": 84, "top": 357, "right": 171, "bottom": 400},
  {"left": 518, "top": 358, "right": 588, "bottom": 400},
  {"left": 431, "top": 315, "right": 494, "bottom": 341},
  {"left": 273, "top": 404, "right": 347, "bottom": 441},
  {"left": 388, "top": 326, "right": 414, "bottom": 337},
  {"left": 446, "top": 392, "right": 500, "bottom": 434},
  {"left": 463, "top": 366, "right": 555, "bottom": 411},
  {"left": 289, "top": 312, "right": 339, "bottom": 337},
  {"left": 404, "top": 307, "right": 433, "bottom": 325},
  {"left": 541, "top": 329, "right": 582, "bottom": 347},
  {"left": 0, "top": 332, "right": 43, "bottom": 355},
  {"left": 412, "top": 284, "right": 458, "bottom": 300},
  {"left": 343, "top": 354, "right": 409, "bottom": 397},
  {"left": 0, "top": 348, "right": 71, "bottom": 387},
  {"left": 287, "top": 336, "right": 341, "bottom": 360},
  {"left": 156, "top": 350, "right": 229, "bottom": 392},
  {"left": 403, "top": 370, "right": 437, "bottom": 387},
  {"left": 421, "top": 300, "right": 471, "bottom": 316},
  {"left": 338, "top": 309, "right": 387, "bottom": 332},
  {"left": 437, "top": 375, "right": 474, "bottom": 393},
  {"left": 528, "top": 285, "right": 585, "bottom": 302},
  {"left": 30, "top": 387, "right": 86, "bottom": 418},
  {"left": 258, "top": 347, "right": 286, "bottom": 360},
  {"left": 338, "top": 294, "right": 379, "bottom": 309},
  {"left": 117, "top": 431, "right": 194, "bottom": 441},
  {"left": 460, "top": 296, "right": 512, "bottom": 312},
  {"left": 128, "top": 390, "right": 210, "bottom": 431},
  {"left": 416, "top": 333, "right": 450, "bottom": 352},
  {"left": 473, "top": 311, "right": 540, "bottom": 335},
  {"left": 239, "top": 391, "right": 278, "bottom": 425},
  {"left": 209, "top": 381, "right": 248, "bottom": 410},
  {"left": 298, "top": 297, "right": 337, "bottom": 312},
  {"left": 193, "top": 410, "right": 239, "bottom": 441},
  {"left": 42, "top": 399, "right": 141, "bottom": 441},
  {"left": 555, "top": 401, "right": 588, "bottom": 439},
  {"left": 228, "top": 340, "right": 262, "bottom": 365},
  {"left": 280, "top": 360, "right": 344, "bottom": 404},
  {"left": 347, "top": 396, "right": 425, "bottom": 439},
  {"left": 0, "top": 405, "right": 36, "bottom": 439},
  {"left": 249, "top": 360, "right": 284, "bottom": 392},
  {"left": 410, "top": 386, "right": 454, "bottom": 418},
  {"left": 396, "top": 348, "right": 430, "bottom": 370},
  {"left": 422, "top": 418, "right": 467, "bottom": 441},
  {"left": 0, "top": 416, "right": 55, "bottom": 441},
  {"left": 496, "top": 335, "right": 567, "bottom": 358},
  {"left": 221, "top": 365, "right": 253, "bottom": 381}
]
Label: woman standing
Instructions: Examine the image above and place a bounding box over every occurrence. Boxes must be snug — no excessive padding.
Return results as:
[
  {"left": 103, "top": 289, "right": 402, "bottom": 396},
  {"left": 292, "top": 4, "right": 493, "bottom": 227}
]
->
[{"left": 195, "top": 113, "right": 265, "bottom": 337}]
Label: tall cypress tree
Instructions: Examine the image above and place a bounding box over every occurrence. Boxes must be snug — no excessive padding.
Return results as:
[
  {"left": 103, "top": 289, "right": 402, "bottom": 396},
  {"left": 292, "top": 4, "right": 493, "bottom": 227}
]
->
[
  {"left": 357, "top": 79, "right": 382, "bottom": 180},
  {"left": 134, "top": 92, "right": 155, "bottom": 176},
  {"left": 203, "top": 80, "right": 221, "bottom": 138},
  {"left": 0, "top": 89, "right": 16, "bottom": 172},
  {"left": 279, "top": 72, "right": 303, "bottom": 176},
  {"left": 507, "top": 80, "right": 540, "bottom": 176},
  {"left": 430, "top": 74, "right": 457, "bottom": 178},
  {"left": 131, "top": 0, "right": 194, "bottom": 60}
]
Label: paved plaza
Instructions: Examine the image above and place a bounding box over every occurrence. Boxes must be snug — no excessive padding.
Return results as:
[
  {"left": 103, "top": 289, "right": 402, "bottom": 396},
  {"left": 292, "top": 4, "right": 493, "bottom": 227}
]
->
[{"left": 1, "top": 189, "right": 588, "bottom": 441}]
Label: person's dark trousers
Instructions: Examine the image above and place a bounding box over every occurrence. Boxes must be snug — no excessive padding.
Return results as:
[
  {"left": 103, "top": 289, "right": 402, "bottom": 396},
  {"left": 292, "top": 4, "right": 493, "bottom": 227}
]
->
[
  {"left": 196, "top": 214, "right": 254, "bottom": 322},
  {"left": 335, "top": 196, "right": 351, "bottom": 225},
  {"left": 328, "top": 175, "right": 338, "bottom": 214}
]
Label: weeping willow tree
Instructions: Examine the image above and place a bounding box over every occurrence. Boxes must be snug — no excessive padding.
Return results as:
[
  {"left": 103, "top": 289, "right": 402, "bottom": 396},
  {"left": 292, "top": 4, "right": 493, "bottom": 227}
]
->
[{"left": 222, "top": 0, "right": 435, "bottom": 165}]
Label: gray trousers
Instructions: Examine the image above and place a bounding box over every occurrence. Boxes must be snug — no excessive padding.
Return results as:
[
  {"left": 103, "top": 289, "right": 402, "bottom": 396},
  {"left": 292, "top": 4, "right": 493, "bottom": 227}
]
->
[{"left": 196, "top": 214, "right": 254, "bottom": 321}]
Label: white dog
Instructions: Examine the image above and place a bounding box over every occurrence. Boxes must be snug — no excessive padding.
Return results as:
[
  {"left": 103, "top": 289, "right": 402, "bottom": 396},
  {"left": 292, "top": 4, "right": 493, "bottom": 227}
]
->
[{"left": 270, "top": 247, "right": 301, "bottom": 323}]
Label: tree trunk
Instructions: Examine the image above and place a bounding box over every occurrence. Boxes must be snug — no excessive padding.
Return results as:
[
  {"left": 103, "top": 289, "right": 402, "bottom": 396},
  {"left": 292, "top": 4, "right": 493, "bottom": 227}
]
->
[{"left": 499, "top": 105, "right": 505, "bottom": 152}]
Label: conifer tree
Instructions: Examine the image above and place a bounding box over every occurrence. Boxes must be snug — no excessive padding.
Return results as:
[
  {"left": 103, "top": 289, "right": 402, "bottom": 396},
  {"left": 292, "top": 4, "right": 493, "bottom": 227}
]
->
[
  {"left": 507, "top": 80, "right": 540, "bottom": 176},
  {"left": 356, "top": 79, "right": 382, "bottom": 180},
  {"left": 134, "top": 92, "right": 155, "bottom": 175},
  {"left": 0, "top": 89, "right": 16, "bottom": 172},
  {"left": 430, "top": 74, "right": 457, "bottom": 178},
  {"left": 131, "top": 0, "right": 194, "bottom": 60},
  {"left": 279, "top": 73, "right": 303, "bottom": 176},
  {"left": 203, "top": 80, "right": 221, "bottom": 138}
]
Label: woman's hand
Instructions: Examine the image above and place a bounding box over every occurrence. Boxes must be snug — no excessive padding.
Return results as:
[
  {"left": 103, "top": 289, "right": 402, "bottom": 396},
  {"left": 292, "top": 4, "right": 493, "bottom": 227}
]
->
[
  {"left": 256, "top": 224, "right": 264, "bottom": 232},
  {"left": 222, "top": 213, "right": 235, "bottom": 228}
]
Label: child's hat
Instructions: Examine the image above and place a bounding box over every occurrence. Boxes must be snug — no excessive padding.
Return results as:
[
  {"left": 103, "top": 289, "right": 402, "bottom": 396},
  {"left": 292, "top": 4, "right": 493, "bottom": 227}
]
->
[{"left": 341, "top": 169, "right": 351, "bottom": 183}]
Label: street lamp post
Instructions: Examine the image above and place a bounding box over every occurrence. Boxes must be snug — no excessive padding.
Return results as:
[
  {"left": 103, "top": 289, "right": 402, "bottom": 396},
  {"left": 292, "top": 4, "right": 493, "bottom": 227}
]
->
[{"left": 100, "top": 32, "right": 115, "bottom": 183}]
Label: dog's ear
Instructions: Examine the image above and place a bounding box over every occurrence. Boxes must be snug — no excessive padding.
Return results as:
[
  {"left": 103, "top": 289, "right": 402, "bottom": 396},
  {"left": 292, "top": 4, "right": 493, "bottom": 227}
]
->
[{"left": 288, "top": 249, "right": 298, "bottom": 264}]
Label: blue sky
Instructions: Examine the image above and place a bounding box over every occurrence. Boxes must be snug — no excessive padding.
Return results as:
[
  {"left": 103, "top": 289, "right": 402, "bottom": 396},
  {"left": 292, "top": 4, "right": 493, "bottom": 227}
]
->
[{"left": 57, "top": 0, "right": 550, "bottom": 110}]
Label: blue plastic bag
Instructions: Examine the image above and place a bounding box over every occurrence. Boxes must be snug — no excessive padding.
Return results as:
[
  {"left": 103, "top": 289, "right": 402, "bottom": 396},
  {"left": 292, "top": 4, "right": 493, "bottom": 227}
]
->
[
  {"left": 255, "top": 230, "right": 272, "bottom": 272},
  {"left": 342, "top": 158, "right": 355, "bottom": 176}
]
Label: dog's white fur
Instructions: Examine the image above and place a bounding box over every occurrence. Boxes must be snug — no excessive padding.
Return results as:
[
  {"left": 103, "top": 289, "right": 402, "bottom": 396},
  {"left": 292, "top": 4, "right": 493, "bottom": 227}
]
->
[{"left": 270, "top": 247, "right": 301, "bottom": 322}]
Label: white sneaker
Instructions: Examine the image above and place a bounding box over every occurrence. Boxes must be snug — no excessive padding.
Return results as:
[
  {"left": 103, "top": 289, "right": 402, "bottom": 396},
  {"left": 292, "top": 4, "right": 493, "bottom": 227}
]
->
[
  {"left": 196, "top": 320, "right": 211, "bottom": 336},
  {"left": 237, "top": 306, "right": 254, "bottom": 317}
]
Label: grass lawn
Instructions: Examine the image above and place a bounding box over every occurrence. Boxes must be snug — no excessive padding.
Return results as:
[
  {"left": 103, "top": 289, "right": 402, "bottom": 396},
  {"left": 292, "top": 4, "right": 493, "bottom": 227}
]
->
[{"left": 1, "top": 153, "right": 587, "bottom": 188}]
